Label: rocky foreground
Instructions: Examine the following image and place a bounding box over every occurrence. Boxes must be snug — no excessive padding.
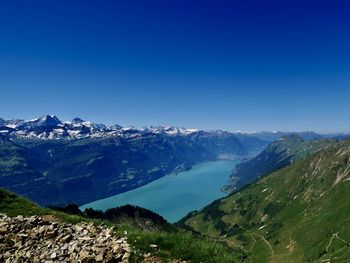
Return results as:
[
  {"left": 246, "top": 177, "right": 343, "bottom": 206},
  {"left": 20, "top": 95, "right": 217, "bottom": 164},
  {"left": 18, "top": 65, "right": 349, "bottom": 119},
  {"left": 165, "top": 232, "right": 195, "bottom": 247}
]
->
[{"left": 0, "top": 213, "right": 130, "bottom": 262}]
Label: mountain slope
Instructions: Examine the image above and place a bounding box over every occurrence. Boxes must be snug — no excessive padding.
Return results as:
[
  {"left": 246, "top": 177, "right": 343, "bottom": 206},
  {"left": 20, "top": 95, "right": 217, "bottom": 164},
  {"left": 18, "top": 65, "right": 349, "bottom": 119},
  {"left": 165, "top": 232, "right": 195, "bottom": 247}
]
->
[
  {"left": 0, "top": 136, "right": 211, "bottom": 206},
  {"left": 0, "top": 127, "right": 267, "bottom": 206},
  {"left": 0, "top": 115, "right": 270, "bottom": 145},
  {"left": 182, "top": 138, "right": 350, "bottom": 263},
  {"left": 240, "top": 131, "right": 325, "bottom": 142},
  {"left": 0, "top": 188, "right": 246, "bottom": 263},
  {"left": 224, "top": 134, "right": 336, "bottom": 192}
]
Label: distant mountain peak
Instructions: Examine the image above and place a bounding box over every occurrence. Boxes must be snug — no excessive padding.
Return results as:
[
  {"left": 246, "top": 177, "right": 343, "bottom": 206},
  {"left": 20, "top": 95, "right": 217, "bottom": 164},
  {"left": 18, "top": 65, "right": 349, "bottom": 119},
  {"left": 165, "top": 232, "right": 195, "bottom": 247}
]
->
[
  {"left": 71, "top": 117, "right": 85, "bottom": 124},
  {"left": 110, "top": 124, "right": 123, "bottom": 130},
  {"left": 30, "top": 115, "right": 62, "bottom": 127},
  {"left": 279, "top": 133, "right": 304, "bottom": 142}
]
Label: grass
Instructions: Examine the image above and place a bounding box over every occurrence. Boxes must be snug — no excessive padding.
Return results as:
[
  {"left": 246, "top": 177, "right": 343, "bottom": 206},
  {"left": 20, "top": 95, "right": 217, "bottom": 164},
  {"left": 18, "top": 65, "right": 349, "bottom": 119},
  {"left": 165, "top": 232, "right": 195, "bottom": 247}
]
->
[
  {"left": 0, "top": 188, "right": 48, "bottom": 216},
  {"left": 0, "top": 188, "right": 246, "bottom": 262},
  {"left": 0, "top": 188, "right": 100, "bottom": 224},
  {"left": 184, "top": 139, "right": 350, "bottom": 262},
  {"left": 225, "top": 135, "right": 336, "bottom": 192},
  {"left": 114, "top": 223, "right": 247, "bottom": 263}
]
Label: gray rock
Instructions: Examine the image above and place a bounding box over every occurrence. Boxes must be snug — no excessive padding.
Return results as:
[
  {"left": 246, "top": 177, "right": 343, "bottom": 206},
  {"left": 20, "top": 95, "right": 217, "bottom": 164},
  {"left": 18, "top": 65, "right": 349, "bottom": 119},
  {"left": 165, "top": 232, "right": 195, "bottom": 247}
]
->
[
  {"left": 50, "top": 252, "right": 57, "bottom": 259},
  {"left": 0, "top": 213, "right": 130, "bottom": 263}
]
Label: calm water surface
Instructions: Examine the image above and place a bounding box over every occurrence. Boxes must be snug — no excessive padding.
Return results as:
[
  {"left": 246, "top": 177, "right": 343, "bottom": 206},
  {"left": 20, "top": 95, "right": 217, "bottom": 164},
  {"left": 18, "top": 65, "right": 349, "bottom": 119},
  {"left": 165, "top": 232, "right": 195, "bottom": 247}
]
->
[{"left": 80, "top": 160, "right": 239, "bottom": 222}]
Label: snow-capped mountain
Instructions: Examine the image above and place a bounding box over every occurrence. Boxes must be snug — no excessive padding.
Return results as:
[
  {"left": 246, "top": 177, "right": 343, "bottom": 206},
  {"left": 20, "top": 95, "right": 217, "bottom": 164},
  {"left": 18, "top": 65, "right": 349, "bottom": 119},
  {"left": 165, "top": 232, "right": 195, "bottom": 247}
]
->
[
  {"left": 0, "top": 115, "right": 200, "bottom": 139},
  {"left": 146, "top": 126, "right": 198, "bottom": 135},
  {"left": 2, "top": 119, "right": 26, "bottom": 129},
  {"left": 0, "top": 115, "right": 341, "bottom": 141},
  {"left": 1, "top": 115, "right": 61, "bottom": 130}
]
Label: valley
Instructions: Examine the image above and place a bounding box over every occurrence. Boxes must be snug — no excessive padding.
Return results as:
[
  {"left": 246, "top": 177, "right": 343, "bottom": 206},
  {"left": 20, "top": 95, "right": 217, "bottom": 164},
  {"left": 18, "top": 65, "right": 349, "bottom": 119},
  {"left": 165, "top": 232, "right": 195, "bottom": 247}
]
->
[
  {"left": 0, "top": 115, "right": 268, "bottom": 206},
  {"left": 81, "top": 160, "right": 239, "bottom": 223},
  {"left": 182, "top": 138, "right": 350, "bottom": 262}
]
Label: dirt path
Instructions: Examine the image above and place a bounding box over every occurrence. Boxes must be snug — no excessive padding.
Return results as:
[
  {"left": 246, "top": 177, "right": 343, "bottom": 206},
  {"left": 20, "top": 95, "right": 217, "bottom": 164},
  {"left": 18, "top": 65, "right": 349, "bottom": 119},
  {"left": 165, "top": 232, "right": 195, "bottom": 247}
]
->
[
  {"left": 251, "top": 233, "right": 275, "bottom": 256},
  {"left": 326, "top": 232, "right": 349, "bottom": 252},
  {"left": 249, "top": 233, "right": 257, "bottom": 252}
]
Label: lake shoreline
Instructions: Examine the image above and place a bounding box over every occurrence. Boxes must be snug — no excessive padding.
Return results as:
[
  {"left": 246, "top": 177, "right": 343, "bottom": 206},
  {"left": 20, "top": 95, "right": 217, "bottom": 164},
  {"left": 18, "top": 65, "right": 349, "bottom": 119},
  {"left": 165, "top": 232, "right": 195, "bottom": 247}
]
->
[{"left": 80, "top": 160, "right": 241, "bottom": 223}]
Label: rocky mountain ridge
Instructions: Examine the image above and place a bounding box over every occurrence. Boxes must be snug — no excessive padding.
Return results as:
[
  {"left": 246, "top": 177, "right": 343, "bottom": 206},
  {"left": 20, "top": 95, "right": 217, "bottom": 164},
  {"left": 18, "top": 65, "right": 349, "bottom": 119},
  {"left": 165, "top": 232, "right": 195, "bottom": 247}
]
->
[
  {"left": 1, "top": 115, "right": 344, "bottom": 141},
  {"left": 0, "top": 115, "right": 203, "bottom": 140}
]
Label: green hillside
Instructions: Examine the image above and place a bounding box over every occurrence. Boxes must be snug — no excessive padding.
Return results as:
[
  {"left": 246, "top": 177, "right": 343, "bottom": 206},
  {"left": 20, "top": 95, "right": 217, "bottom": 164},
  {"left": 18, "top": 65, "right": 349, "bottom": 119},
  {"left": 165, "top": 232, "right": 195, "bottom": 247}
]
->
[
  {"left": 225, "top": 134, "right": 336, "bottom": 192},
  {"left": 182, "top": 138, "right": 350, "bottom": 263}
]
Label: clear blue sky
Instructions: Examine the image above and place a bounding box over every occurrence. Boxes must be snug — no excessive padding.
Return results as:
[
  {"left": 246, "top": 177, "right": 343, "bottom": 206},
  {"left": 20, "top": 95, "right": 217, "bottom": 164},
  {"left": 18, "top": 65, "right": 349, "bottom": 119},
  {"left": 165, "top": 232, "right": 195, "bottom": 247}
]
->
[{"left": 0, "top": 0, "right": 350, "bottom": 132}]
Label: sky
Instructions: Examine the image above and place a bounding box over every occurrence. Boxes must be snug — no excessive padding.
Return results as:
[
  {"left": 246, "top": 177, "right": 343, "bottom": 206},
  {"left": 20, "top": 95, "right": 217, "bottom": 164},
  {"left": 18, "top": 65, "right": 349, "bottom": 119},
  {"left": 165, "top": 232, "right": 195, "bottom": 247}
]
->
[{"left": 0, "top": 0, "right": 350, "bottom": 133}]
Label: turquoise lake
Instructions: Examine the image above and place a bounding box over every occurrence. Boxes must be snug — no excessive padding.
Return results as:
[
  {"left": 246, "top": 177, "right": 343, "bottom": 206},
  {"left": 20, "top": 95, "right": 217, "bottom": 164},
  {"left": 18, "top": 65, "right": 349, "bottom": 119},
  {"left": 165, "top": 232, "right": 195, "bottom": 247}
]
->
[{"left": 80, "top": 160, "right": 239, "bottom": 223}]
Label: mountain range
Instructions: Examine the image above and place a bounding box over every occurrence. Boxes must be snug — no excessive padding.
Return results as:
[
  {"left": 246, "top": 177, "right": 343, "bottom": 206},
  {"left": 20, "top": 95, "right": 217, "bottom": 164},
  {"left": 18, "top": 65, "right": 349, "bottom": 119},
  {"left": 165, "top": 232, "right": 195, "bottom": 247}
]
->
[
  {"left": 2, "top": 127, "right": 350, "bottom": 262},
  {"left": 0, "top": 115, "right": 346, "bottom": 141},
  {"left": 0, "top": 115, "right": 211, "bottom": 140},
  {"left": 0, "top": 115, "right": 347, "bottom": 207},
  {"left": 0, "top": 115, "right": 270, "bottom": 206}
]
